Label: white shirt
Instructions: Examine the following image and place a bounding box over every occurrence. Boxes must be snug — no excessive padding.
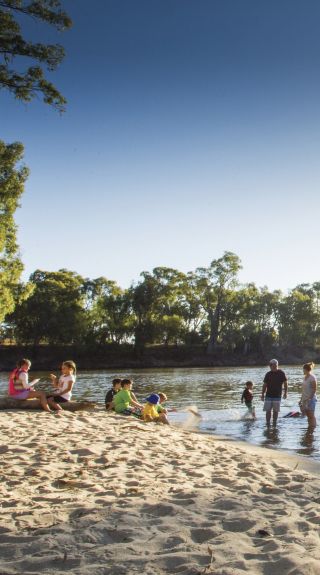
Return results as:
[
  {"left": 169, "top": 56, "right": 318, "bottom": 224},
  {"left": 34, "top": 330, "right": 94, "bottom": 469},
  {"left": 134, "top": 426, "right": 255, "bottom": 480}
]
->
[
  {"left": 301, "top": 374, "right": 317, "bottom": 402},
  {"left": 56, "top": 374, "right": 75, "bottom": 400},
  {"left": 19, "top": 371, "right": 30, "bottom": 389}
]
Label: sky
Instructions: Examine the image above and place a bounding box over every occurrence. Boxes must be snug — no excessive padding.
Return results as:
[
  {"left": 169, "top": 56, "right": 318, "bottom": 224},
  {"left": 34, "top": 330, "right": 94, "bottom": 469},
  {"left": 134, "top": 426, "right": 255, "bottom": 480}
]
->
[{"left": 2, "top": 0, "right": 320, "bottom": 291}]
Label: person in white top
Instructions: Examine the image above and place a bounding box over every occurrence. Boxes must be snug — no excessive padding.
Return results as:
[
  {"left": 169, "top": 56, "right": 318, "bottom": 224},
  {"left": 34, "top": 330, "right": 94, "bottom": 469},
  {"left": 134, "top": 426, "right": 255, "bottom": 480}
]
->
[
  {"left": 299, "top": 362, "right": 317, "bottom": 431},
  {"left": 47, "top": 360, "right": 76, "bottom": 412}
]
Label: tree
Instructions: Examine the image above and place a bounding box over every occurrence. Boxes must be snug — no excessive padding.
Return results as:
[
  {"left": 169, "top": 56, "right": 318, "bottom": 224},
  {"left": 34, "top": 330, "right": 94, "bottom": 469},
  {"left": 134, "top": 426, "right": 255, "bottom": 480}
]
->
[
  {"left": 82, "top": 277, "right": 134, "bottom": 345},
  {"left": 277, "top": 285, "right": 318, "bottom": 348},
  {"left": 195, "top": 252, "right": 242, "bottom": 354},
  {"left": 130, "top": 267, "right": 189, "bottom": 353},
  {"left": 0, "top": 0, "right": 72, "bottom": 111},
  {"left": 8, "top": 269, "right": 86, "bottom": 345},
  {"left": 0, "top": 141, "right": 31, "bottom": 326}
]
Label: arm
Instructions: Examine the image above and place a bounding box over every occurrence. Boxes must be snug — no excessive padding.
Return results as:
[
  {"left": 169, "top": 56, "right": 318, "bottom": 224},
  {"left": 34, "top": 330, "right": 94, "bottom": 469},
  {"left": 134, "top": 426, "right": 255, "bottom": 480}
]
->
[
  {"left": 130, "top": 398, "right": 143, "bottom": 409},
  {"left": 261, "top": 381, "right": 267, "bottom": 401},
  {"left": 241, "top": 391, "right": 245, "bottom": 403},
  {"left": 283, "top": 379, "right": 288, "bottom": 399},
  {"left": 50, "top": 374, "right": 59, "bottom": 388},
  {"left": 55, "top": 377, "right": 74, "bottom": 397}
]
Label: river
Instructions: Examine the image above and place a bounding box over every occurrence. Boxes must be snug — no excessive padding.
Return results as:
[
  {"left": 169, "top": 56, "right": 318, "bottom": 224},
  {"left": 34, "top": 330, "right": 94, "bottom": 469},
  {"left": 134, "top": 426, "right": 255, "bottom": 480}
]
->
[{"left": 1, "top": 365, "right": 319, "bottom": 460}]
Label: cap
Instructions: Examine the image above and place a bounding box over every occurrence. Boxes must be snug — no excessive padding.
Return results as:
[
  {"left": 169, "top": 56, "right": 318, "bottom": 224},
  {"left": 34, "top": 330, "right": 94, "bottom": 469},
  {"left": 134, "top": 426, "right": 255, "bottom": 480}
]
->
[
  {"left": 145, "top": 393, "right": 160, "bottom": 405},
  {"left": 269, "top": 359, "right": 278, "bottom": 365}
]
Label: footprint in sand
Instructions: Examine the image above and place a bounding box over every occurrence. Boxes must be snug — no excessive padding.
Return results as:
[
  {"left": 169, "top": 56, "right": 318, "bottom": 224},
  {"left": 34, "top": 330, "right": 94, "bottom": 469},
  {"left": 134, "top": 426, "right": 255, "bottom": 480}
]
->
[
  {"left": 142, "top": 503, "right": 177, "bottom": 517},
  {"left": 222, "top": 517, "right": 256, "bottom": 532},
  {"left": 190, "top": 528, "right": 218, "bottom": 543}
]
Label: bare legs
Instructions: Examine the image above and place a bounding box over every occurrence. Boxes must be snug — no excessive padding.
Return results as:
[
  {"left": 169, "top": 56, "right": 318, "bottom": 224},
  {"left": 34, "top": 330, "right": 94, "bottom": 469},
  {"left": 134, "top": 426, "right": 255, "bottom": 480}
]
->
[
  {"left": 47, "top": 397, "right": 63, "bottom": 411},
  {"left": 305, "top": 409, "right": 316, "bottom": 432},
  {"left": 27, "top": 390, "right": 52, "bottom": 412},
  {"left": 265, "top": 409, "right": 278, "bottom": 426},
  {"left": 159, "top": 412, "right": 169, "bottom": 425}
]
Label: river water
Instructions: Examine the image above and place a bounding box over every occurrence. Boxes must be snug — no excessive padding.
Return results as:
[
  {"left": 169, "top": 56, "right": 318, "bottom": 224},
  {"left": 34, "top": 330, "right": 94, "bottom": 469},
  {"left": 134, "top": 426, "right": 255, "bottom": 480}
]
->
[{"left": 1, "top": 366, "right": 319, "bottom": 460}]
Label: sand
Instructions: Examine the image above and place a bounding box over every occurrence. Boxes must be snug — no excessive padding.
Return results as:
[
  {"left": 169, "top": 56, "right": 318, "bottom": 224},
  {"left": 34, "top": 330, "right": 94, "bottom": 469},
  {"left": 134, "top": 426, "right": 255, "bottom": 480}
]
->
[{"left": 0, "top": 409, "right": 320, "bottom": 575}]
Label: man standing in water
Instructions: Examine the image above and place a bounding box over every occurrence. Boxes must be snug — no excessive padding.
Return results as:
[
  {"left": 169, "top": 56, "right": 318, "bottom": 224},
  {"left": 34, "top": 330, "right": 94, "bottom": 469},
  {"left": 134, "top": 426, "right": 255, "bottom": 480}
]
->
[{"left": 261, "top": 359, "right": 288, "bottom": 426}]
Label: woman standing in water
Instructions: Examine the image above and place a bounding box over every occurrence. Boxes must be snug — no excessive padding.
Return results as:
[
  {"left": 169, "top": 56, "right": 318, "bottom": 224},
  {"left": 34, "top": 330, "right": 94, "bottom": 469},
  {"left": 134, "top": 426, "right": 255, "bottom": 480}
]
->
[{"left": 300, "top": 362, "right": 317, "bottom": 431}]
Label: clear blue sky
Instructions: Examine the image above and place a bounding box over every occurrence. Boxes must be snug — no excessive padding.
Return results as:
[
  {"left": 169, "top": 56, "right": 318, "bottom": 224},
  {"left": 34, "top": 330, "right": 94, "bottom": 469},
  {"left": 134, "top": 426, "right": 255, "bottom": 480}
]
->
[{"left": 2, "top": 0, "right": 320, "bottom": 290}]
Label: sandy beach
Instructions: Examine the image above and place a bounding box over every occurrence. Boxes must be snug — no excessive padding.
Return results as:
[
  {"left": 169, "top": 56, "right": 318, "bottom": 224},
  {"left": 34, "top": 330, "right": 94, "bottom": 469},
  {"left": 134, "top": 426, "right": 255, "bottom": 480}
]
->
[{"left": 0, "top": 409, "right": 320, "bottom": 575}]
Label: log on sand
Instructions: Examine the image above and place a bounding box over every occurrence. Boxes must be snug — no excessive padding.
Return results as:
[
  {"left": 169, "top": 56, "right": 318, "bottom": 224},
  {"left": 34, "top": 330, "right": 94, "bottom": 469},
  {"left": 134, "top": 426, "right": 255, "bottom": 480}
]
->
[{"left": 0, "top": 398, "right": 96, "bottom": 411}]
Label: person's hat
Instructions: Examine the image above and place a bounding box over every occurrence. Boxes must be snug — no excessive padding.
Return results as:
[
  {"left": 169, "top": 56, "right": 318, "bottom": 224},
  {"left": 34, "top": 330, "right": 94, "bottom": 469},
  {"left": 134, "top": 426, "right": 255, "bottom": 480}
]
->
[
  {"left": 269, "top": 359, "right": 278, "bottom": 365},
  {"left": 145, "top": 393, "right": 160, "bottom": 405}
]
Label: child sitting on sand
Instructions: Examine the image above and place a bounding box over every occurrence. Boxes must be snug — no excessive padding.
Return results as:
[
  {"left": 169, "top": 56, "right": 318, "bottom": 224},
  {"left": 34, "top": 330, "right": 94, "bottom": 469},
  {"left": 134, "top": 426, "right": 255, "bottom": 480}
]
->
[
  {"left": 157, "top": 392, "right": 177, "bottom": 415},
  {"left": 113, "top": 378, "right": 143, "bottom": 416},
  {"left": 47, "top": 360, "right": 76, "bottom": 411},
  {"left": 143, "top": 394, "right": 169, "bottom": 424},
  {"left": 105, "top": 378, "right": 122, "bottom": 410},
  {"left": 241, "top": 381, "right": 256, "bottom": 418},
  {"left": 8, "top": 358, "right": 51, "bottom": 412}
]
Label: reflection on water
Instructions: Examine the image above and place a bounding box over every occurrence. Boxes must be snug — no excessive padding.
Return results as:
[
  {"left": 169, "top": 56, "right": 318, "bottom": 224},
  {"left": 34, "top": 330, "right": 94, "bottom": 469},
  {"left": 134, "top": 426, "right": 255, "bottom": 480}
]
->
[
  {"left": 261, "top": 427, "right": 281, "bottom": 448},
  {"left": 297, "top": 430, "right": 316, "bottom": 456},
  {"left": 0, "top": 365, "right": 319, "bottom": 460}
]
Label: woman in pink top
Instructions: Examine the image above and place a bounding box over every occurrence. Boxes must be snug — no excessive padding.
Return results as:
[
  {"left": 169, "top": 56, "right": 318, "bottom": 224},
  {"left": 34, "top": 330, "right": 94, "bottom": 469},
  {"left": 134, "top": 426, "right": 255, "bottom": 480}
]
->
[{"left": 8, "top": 359, "right": 51, "bottom": 412}]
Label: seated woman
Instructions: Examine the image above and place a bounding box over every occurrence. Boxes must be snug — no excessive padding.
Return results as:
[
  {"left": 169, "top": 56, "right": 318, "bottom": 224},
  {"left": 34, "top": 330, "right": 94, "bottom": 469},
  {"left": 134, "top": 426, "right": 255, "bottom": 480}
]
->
[{"left": 8, "top": 358, "right": 51, "bottom": 412}]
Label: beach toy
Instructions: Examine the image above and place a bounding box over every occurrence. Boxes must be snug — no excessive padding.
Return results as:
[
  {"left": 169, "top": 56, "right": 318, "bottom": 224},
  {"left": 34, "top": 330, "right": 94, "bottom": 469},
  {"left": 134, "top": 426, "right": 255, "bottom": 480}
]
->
[
  {"left": 283, "top": 411, "right": 301, "bottom": 418},
  {"left": 145, "top": 393, "right": 160, "bottom": 405}
]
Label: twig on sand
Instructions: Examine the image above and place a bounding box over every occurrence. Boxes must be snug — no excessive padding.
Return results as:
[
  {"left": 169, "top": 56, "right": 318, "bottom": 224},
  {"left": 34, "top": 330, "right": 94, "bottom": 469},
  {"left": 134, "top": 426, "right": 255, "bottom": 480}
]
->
[{"left": 201, "top": 545, "right": 215, "bottom": 573}]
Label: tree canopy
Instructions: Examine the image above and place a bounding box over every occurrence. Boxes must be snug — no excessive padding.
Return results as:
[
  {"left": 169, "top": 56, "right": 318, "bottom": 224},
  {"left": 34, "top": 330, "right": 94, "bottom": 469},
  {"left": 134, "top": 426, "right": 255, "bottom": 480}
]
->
[
  {"left": 5, "top": 253, "right": 320, "bottom": 359},
  {"left": 0, "top": 140, "right": 31, "bottom": 325},
  {"left": 0, "top": 0, "right": 72, "bottom": 111}
]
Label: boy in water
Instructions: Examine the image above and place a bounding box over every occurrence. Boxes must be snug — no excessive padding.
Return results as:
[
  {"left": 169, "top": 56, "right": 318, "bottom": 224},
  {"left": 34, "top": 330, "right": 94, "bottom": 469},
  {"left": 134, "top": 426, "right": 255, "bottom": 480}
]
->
[
  {"left": 241, "top": 381, "right": 256, "bottom": 418},
  {"left": 105, "top": 378, "right": 122, "bottom": 410}
]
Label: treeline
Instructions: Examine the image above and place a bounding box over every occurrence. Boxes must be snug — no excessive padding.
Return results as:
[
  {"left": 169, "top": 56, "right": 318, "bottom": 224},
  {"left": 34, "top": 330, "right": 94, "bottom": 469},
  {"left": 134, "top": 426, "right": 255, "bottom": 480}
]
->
[{"left": 2, "top": 251, "right": 320, "bottom": 358}]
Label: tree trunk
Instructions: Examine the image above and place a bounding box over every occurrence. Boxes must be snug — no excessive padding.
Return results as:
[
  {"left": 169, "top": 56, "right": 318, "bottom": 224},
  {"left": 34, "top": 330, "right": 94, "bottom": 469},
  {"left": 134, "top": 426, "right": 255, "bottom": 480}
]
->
[
  {"left": 206, "top": 302, "right": 221, "bottom": 355},
  {"left": 0, "top": 398, "right": 96, "bottom": 411}
]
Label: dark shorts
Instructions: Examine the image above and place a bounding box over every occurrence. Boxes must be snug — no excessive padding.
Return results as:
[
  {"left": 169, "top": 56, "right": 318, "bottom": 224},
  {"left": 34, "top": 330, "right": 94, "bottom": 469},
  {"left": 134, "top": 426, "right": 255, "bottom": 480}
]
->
[
  {"left": 119, "top": 408, "right": 133, "bottom": 416},
  {"left": 47, "top": 395, "right": 68, "bottom": 403}
]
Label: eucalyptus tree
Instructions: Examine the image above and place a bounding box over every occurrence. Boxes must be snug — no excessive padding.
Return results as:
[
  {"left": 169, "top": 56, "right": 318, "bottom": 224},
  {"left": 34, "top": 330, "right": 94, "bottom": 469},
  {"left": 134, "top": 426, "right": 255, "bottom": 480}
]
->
[
  {"left": 0, "top": 1, "right": 72, "bottom": 326},
  {"left": 228, "top": 284, "right": 281, "bottom": 354},
  {"left": 130, "top": 267, "right": 188, "bottom": 351},
  {"left": 8, "top": 269, "right": 86, "bottom": 345},
  {"left": 0, "top": 141, "right": 31, "bottom": 325},
  {"left": 0, "top": 0, "right": 72, "bottom": 110},
  {"left": 82, "top": 277, "right": 134, "bottom": 345},
  {"left": 277, "top": 286, "right": 316, "bottom": 347},
  {"left": 195, "top": 252, "right": 242, "bottom": 354}
]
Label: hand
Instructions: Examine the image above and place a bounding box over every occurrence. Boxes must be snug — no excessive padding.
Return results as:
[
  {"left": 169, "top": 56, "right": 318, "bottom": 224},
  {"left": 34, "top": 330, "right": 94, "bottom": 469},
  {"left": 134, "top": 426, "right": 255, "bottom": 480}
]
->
[
  {"left": 283, "top": 393, "right": 287, "bottom": 400},
  {"left": 261, "top": 394, "right": 265, "bottom": 401},
  {"left": 50, "top": 374, "right": 57, "bottom": 381}
]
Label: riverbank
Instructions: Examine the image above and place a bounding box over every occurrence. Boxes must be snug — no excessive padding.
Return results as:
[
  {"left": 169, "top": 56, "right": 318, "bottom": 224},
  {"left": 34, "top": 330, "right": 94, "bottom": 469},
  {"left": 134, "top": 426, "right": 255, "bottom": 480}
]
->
[
  {"left": 0, "top": 343, "right": 319, "bottom": 370},
  {"left": 0, "top": 409, "right": 320, "bottom": 574}
]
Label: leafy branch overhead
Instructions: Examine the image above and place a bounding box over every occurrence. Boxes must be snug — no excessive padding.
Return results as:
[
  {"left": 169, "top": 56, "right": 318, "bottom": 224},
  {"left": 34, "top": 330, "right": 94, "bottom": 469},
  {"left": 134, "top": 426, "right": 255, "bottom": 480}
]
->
[{"left": 0, "top": 0, "right": 72, "bottom": 111}]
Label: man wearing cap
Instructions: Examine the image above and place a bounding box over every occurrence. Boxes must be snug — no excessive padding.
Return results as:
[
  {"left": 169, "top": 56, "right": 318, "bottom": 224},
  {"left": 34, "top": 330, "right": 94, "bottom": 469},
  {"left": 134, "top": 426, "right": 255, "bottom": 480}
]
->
[{"left": 261, "top": 359, "right": 288, "bottom": 426}]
